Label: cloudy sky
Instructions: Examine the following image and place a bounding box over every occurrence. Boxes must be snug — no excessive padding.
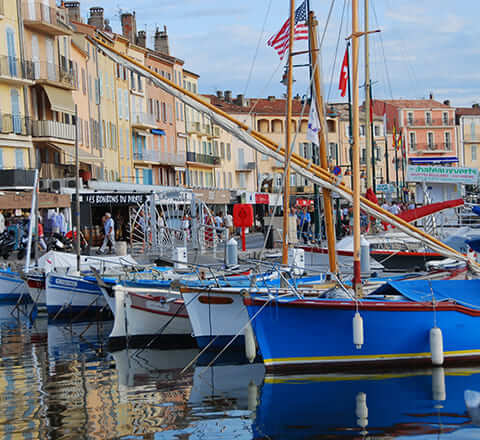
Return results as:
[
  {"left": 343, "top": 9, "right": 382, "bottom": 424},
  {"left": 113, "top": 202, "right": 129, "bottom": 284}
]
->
[{"left": 79, "top": 0, "right": 479, "bottom": 107}]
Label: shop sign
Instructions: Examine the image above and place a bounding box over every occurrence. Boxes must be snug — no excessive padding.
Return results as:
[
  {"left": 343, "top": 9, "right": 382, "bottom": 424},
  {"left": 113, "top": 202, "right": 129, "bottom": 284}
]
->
[
  {"left": 376, "top": 183, "right": 396, "bottom": 193},
  {"left": 194, "top": 189, "right": 230, "bottom": 204},
  {"left": 295, "top": 199, "right": 313, "bottom": 207},
  {"left": 406, "top": 165, "right": 479, "bottom": 185},
  {"left": 81, "top": 193, "right": 148, "bottom": 205},
  {"left": 255, "top": 193, "right": 269, "bottom": 204}
]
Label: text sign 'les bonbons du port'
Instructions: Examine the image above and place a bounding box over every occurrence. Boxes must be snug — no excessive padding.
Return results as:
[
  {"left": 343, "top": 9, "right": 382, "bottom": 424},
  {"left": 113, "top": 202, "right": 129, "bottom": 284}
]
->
[
  {"left": 406, "top": 165, "right": 479, "bottom": 185},
  {"left": 81, "top": 193, "right": 148, "bottom": 205}
]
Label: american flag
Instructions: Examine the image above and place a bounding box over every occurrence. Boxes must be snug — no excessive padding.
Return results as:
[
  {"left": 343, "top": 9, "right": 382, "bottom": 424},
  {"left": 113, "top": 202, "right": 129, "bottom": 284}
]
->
[{"left": 267, "top": 0, "right": 309, "bottom": 60}]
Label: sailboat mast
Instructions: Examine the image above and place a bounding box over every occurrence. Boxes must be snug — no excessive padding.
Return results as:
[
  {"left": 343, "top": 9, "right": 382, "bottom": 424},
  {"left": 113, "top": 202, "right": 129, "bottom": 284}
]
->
[
  {"left": 351, "top": 0, "right": 363, "bottom": 296},
  {"left": 364, "top": 0, "right": 373, "bottom": 191},
  {"left": 282, "top": 0, "right": 296, "bottom": 265},
  {"left": 309, "top": 11, "right": 337, "bottom": 274}
]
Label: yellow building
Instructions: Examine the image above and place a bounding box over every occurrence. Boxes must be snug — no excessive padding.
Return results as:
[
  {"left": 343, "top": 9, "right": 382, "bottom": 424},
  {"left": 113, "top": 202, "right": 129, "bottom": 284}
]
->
[
  {"left": 22, "top": 0, "right": 76, "bottom": 179},
  {"left": 456, "top": 107, "right": 480, "bottom": 171}
]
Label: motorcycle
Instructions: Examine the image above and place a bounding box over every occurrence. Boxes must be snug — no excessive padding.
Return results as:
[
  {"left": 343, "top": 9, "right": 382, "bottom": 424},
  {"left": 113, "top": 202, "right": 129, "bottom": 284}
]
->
[
  {"left": 46, "top": 233, "right": 74, "bottom": 252},
  {"left": 0, "top": 230, "right": 16, "bottom": 259}
]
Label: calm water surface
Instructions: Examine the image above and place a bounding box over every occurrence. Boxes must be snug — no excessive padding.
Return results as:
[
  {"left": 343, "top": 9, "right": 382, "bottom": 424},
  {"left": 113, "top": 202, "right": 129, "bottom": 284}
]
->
[{"left": 1, "top": 303, "right": 480, "bottom": 439}]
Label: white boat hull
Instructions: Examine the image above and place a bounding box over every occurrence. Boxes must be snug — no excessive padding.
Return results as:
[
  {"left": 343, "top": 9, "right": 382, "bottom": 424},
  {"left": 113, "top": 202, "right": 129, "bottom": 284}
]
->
[
  {"left": 109, "top": 287, "right": 194, "bottom": 350},
  {"left": 0, "top": 269, "right": 29, "bottom": 301}
]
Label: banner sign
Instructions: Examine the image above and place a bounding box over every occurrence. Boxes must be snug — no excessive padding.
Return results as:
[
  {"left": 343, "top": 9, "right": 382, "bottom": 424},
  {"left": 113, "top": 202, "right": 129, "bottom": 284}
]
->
[
  {"left": 376, "top": 183, "right": 396, "bottom": 193},
  {"left": 80, "top": 193, "right": 148, "bottom": 205},
  {"left": 406, "top": 165, "right": 479, "bottom": 185}
]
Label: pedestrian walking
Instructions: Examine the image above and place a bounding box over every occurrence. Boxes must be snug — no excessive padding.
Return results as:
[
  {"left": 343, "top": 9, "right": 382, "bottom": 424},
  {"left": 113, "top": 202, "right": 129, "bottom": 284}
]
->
[{"left": 98, "top": 212, "right": 115, "bottom": 254}]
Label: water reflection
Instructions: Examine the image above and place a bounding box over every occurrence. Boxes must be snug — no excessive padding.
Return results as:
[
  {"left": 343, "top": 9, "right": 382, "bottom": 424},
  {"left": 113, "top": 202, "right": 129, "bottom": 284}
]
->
[
  {"left": 253, "top": 368, "right": 480, "bottom": 439},
  {"left": 1, "top": 301, "right": 480, "bottom": 438}
]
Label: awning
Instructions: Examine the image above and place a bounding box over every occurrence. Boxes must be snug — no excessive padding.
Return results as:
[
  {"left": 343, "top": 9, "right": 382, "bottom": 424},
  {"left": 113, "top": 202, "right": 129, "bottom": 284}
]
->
[
  {"left": 151, "top": 129, "right": 165, "bottom": 135},
  {"left": 48, "top": 143, "right": 102, "bottom": 165},
  {"left": 78, "top": 149, "right": 103, "bottom": 164},
  {"left": 42, "top": 85, "right": 75, "bottom": 114},
  {"left": 409, "top": 157, "right": 458, "bottom": 164}
]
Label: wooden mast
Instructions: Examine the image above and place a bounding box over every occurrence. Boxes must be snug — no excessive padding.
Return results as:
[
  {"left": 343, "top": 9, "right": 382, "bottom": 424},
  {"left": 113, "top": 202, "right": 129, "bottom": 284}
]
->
[
  {"left": 282, "top": 0, "right": 296, "bottom": 265},
  {"left": 351, "top": 0, "right": 363, "bottom": 296},
  {"left": 309, "top": 12, "right": 337, "bottom": 274}
]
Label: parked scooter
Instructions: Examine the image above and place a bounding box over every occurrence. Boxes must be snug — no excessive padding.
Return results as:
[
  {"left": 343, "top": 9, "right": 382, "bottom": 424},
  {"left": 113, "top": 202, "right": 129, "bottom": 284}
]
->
[{"left": 0, "top": 230, "right": 16, "bottom": 259}]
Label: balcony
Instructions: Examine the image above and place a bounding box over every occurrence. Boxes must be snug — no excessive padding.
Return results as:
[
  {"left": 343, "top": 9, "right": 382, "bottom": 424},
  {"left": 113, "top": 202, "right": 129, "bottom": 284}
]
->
[
  {"left": 0, "top": 56, "right": 35, "bottom": 85},
  {"left": 22, "top": 1, "right": 72, "bottom": 36},
  {"left": 133, "top": 150, "right": 186, "bottom": 166},
  {"left": 186, "top": 151, "right": 221, "bottom": 166},
  {"left": 32, "top": 120, "right": 75, "bottom": 142},
  {"left": 186, "top": 121, "right": 202, "bottom": 134},
  {"left": 131, "top": 112, "right": 157, "bottom": 130},
  {"left": 413, "top": 143, "right": 452, "bottom": 153},
  {"left": 0, "top": 114, "right": 32, "bottom": 136},
  {"left": 33, "top": 62, "right": 75, "bottom": 90},
  {"left": 236, "top": 162, "right": 256, "bottom": 172},
  {"left": 406, "top": 118, "right": 454, "bottom": 127}
]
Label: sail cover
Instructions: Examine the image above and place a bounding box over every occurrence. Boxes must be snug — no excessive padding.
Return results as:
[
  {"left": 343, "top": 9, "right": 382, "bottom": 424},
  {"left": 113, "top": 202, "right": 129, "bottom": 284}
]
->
[
  {"left": 91, "top": 38, "right": 479, "bottom": 271},
  {"left": 380, "top": 279, "right": 480, "bottom": 309}
]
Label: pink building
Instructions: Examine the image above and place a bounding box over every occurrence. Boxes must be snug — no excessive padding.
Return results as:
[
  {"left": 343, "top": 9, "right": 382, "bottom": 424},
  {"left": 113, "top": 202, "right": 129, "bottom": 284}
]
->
[{"left": 374, "top": 99, "right": 457, "bottom": 166}]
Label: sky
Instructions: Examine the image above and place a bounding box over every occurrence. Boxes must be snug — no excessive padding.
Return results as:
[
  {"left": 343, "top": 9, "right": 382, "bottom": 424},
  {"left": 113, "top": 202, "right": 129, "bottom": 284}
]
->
[{"left": 79, "top": 0, "right": 480, "bottom": 108}]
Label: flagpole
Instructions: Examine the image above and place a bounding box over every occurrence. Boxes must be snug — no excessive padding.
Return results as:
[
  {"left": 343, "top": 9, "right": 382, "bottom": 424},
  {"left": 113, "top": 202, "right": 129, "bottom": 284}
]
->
[
  {"left": 351, "top": 0, "right": 363, "bottom": 297},
  {"left": 384, "top": 110, "right": 390, "bottom": 184},
  {"left": 401, "top": 131, "right": 406, "bottom": 202},
  {"left": 369, "top": 80, "right": 376, "bottom": 192},
  {"left": 307, "top": 0, "right": 321, "bottom": 242},
  {"left": 364, "top": 0, "right": 373, "bottom": 191},
  {"left": 346, "top": 42, "right": 354, "bottom": 191},
  {"left": 282, "top": 0, "right": 295, "bottom": 266}
]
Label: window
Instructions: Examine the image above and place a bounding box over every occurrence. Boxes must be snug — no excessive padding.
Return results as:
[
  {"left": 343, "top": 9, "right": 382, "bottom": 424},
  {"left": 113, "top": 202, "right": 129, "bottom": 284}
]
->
[
  {"left": 471, "top": 120, "right": 476, "bottom": 140},
  {"left": 226, "top": 143, "right": 231, "bottom": 161},
  {"left": 118, "top": 90, "right": 122, "bottom": 119},
  {"left": 443, "top": 112, "right": 449, "bottom": 125},
  {"left": 444, "top": 132, "right": 451, "bottom": 150},
  {"left": 472, "top": 145, "right": 477, "bottom": 161},
  {"left": 81, "top": 68, "right": 86, "bottom": 95},
  {"left": 15, "top": 149, "right": 24, "bottom": 169},
  {"left": 228, "top": 172, "right": 232, "bottom": 187},
  {"left": 238, "top": 173, "right": 246, "bottom": 189},
  {"left": 425, "top": 112, "right": 432, "bottom": 125},
  {"left": 360, "top": 125, "right": 365, "bottom": 136},
  {"left": 409, "top": 132, "right": 416, "bottom": 150},
  {"left": 345, "top": 124, "right": 351, "bottom": 137},
  {"left": 374, "top": 125, "right": 380, "bottom": 137},
  {"left": 220, "top": 142, "right": 225, "bottom": 159},
  {"left": 202, "top": 141, "right": 207, "bottom": 154},
  {"left": 427, "top": 132, "right": 434, "bottom": 149},
  {"left": 124, "top": 90, "right": 129, "bottom": 120},
  {"left": 407, "top": 112, "right": 413, "bottom": 125}
]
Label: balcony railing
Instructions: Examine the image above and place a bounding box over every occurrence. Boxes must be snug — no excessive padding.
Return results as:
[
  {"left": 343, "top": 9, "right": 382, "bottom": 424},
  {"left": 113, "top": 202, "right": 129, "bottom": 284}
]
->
[
  {"left": 0, "top": 56, "right": 35, "bottom": 82},
  {"left": 236, "top": 162, "right": 256, "bottom": 171},
  {"left": 0, "top": 114, "right": 31, "bottom": 136},
  {"left": 32, "top": 120, "right": 75, "bottom": 141},
  {"left": 186, "top": 151, "right": 221, "bottom": 166},
  {"left": 133, "top": 150, "right": 186, "bottom": 166},
  {"left": 186, "top": 121, "right": 201, "bottom": 133},
  {"left": 406, "top": 118, "right": 454, "bottom": 127},
  {"left": 22, "top": 1, "right": 71, "bottom": 36},
  {"left": 131, "top": 112, "right": 157, "bottom": 128},
  {"left": 33, "top": 61, "right": 75, "bottom": 89}
]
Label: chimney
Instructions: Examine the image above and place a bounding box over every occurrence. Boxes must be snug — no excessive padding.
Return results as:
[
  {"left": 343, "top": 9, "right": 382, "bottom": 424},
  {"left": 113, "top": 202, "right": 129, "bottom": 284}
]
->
[
  {"left": 224, "top": 90, "right": 232, "bottom": 103},
  {"left": 121, "top": 11, "right": 137, "bottom": 44},
  {"left": 87, "top": 7, "right": 104, "bottom": 29},
  {"left": 234, "top": 94, "right": 246, "bottom": 106},
  {"left": 64, "top": 1, "right": 81, "bottom": 23},
  {"left": 216, "top": 90, "right": 224, "bottom": 100},
  {"left": 136, "top": 30, "right": 146, "bottom": 48},
  {"left": 154, "top": 25, "right": 170, "bottom": 55},
  {"left": 268, "top": 95, "right": 275, "bottom": 101},
  {"left": 429, "top": 92, "right": 434, "bottom": 100},
  {"left": 473, "top": 104, "right": 480, "bottom": 109},
  {"left": 443, "top": 99, "right": 451, "bottom": 106}
]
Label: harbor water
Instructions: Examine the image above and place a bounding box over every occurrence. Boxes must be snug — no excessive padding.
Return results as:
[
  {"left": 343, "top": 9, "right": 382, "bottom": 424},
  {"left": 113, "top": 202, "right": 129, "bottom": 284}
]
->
[{"left": 2, "top": 302, "right": 480, "bottom": 439}]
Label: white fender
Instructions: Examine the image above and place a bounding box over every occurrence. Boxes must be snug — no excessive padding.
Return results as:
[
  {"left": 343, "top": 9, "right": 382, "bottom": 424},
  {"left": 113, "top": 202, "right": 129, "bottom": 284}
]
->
[
  {"left": 432, "top": 367, "right": 446, "bottom": 402},
  {"left": 248, "top": 380, "right": 258, "bottom": 413},
  {"left": 430, "top": 327, "right": 444, "bottom": 366},
  {"left": 110, "top": 286, "right": 126, "bottom": 338},
  {"left": 244, "top": 322, "right": 256, "bottom": 363},
  {"left": 353, "top": 312, "right": 364, "bottom": 349},
  {"left": 355, "top": 392, "right": 368, "bottom": 429}
]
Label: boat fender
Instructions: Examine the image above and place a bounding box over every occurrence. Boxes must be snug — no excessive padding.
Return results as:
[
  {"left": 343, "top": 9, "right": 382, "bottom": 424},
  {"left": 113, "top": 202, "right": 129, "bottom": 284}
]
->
[
  {"left": 353, "top": 312, "right": 364, "bottom": 349},
  {"left": 432, "top": 367, "right": 446, "bottom": 402},
  {"left": 248, "top": 380, "right": 258, "bottom": 413},
  {"left": 430, "top": 327, "right": 444, "bottom": 366},
  {"left": 355, "top": 392, "right": 368, "bottom": 429},
  {"left": 244, "top": 322, "right": 256, "bottom": 363}
]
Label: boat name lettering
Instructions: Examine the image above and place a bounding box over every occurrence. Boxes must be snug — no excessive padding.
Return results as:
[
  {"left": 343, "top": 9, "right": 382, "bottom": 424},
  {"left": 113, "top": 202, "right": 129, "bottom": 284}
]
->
[{"left": 54, "top": 278, "right": 78, "bottom": 288}]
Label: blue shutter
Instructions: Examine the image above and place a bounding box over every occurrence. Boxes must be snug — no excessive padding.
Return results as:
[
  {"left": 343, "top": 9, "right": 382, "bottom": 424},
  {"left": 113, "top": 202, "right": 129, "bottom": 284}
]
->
[
  {"left": 11, "top": 89, "right": 21, "bottom": 134},
  {"left": 6, "top": 29, "right": 17, "bottom": 77},
  {"left": 15, "top": 149, "right": 24, "bottom": 169},
  {"left": 0, "top": 148, "right": 3, "bottom": 169}
]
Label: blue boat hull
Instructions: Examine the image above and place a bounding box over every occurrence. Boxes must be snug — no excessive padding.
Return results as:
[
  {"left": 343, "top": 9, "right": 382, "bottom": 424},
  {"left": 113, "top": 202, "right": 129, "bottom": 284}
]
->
[
  {"left": 196, "top": 335, "right": 245, "bottom": 350},
  {"left": 245, "top": 295, "right": 480, "bottom": 373}
]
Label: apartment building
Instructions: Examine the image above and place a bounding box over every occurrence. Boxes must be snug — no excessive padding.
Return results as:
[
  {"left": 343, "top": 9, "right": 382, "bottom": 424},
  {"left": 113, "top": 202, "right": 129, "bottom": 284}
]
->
[
  {"left": 456, "top": 106, "right": 480, "bottom": 170},
  {"left": 0, "top": 0, "right": 34, "bottom": 170}
]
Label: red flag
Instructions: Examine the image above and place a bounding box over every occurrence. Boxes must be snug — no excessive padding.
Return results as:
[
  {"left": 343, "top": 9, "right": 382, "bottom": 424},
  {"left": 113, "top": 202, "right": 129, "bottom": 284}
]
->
[
  {"left": 338, "top": 47, "right": 349, "bottom": 97},
  {"left": 267, "top": 1, "right": 308, "bottom": 60}
]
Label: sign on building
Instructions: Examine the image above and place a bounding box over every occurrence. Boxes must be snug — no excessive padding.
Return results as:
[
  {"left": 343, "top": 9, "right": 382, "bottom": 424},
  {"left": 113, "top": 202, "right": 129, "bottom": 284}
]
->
[
  {"left": 406, "top": 165, "right": 479, "bottom": 185},
  {"left": 376, "top": 183, "right": 396, "bottom": 193}
]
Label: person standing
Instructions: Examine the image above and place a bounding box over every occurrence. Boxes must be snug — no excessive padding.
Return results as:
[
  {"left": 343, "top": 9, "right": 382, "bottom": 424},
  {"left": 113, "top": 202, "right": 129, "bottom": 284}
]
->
[
  {"left": 223, "top": 211, "right": 233, "bottom": 236},
  {"left": 0, "top": 210, "right": 5, "bottom": 234},
  {"left": 38, "top": 220, "right": 47, "bottom": 251},
  {"left": 390, "top": 201, "right": 401, "bottom": 216},
  {"left": 98, "top": 212, "right": 115, "bottom": 254}
]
